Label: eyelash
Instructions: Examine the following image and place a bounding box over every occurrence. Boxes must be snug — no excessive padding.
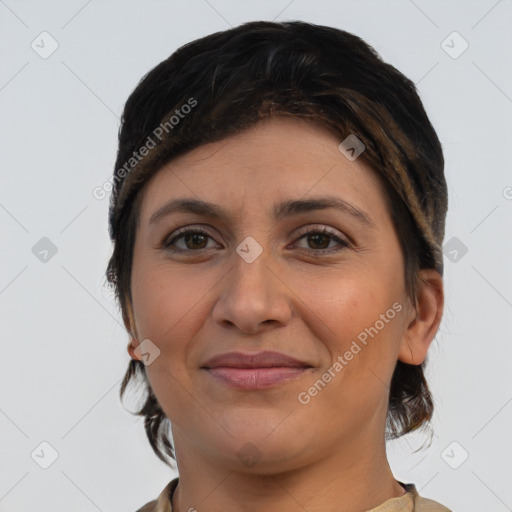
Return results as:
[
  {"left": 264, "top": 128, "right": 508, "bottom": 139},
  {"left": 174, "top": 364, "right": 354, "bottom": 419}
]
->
[{"left": 162, "top": 225, "right": 350, "bottom": 255}]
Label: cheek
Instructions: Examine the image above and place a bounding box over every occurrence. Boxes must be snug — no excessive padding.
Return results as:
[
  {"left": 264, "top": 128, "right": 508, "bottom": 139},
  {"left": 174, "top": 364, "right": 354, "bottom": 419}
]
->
[
  {"left": 306, "top": 282, "right": 405, "bottom": 429},
  {"left": 308, "top": 268, "right": 405, "bottom": 387},
  {"left": 131, "top": 261, "right": 206, "bottom": 340},
  {"left": 130, "top": 264, "right": 206, "bottom": 414},
  {"left": 312, "top": 268, "right": 400, "bottom": 335},
  {"left": 130, "top": 262, "right": 220, "bottom": 390}
]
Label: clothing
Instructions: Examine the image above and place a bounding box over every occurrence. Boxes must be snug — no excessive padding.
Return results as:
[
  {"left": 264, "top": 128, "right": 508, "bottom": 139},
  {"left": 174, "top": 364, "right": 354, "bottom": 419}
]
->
[{"left": 135, "top": 477, "right": 452, "bottom": 512}]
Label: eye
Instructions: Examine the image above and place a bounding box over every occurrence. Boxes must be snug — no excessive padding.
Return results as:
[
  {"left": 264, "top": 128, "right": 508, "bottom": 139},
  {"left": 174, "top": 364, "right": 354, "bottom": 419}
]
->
[
  {"left": 292, "top": 226, "right": 349, "bottom": 253},
  {"left": 162, "top": 227, "right": 219, "bottom": 252},
  {"left": 162, "top": 225, "right": 350, "bottom": 254}
]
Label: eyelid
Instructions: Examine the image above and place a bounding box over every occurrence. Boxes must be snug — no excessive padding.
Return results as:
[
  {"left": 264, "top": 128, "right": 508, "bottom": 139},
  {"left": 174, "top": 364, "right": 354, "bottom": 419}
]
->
[
  {"left": 290, "top": 224, "right": 350, "bottom": 253},
  {"left": 293, "top": 224, "right": 348, "bottom": 243},
  {"left": 162, "top": 225, "right": 221, "bottom": 248},
  {"left": 162, "top": 223, "right": 351, "bottom": 253}
]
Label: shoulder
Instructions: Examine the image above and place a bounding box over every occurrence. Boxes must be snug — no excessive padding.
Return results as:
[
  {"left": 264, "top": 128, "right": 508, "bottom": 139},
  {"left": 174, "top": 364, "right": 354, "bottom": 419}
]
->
[
  {"left": 415, "top": 494, "right": 452, "bottom": 511},
  {"left": 405, "top": 482, "right": 452, "bottom": 512},
  {"left": 133, "top": 477, "right": 179, "bottom": 512},
  {"left": 134, "top": 499, "right": 158, "bottom": 512}
]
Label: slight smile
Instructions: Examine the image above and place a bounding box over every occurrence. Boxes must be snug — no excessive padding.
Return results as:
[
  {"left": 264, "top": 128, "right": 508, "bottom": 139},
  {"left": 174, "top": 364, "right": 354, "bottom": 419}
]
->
[{"left": 201, "top": 350, "right": 315, "bottom": 390}]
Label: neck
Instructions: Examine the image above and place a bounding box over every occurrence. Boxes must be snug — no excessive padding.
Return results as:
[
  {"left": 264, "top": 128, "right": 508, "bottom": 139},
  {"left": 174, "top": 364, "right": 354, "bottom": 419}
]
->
[{"left": 170, "top": 430, "right": 404, "bottom": 512}]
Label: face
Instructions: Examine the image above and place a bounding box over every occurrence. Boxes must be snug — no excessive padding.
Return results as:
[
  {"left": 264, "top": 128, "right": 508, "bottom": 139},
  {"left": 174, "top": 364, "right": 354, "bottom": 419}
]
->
[{"left": 128, "top": 116, "right": 415, "bottom": 473}]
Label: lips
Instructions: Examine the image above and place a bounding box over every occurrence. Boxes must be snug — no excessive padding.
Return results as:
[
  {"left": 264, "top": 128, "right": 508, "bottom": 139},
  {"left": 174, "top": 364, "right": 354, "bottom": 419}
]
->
[
  {"left": 201, "top": 351, "right": 313, "bottom": 389},
  {"left": 201, "top": 350, "right": 312, "bottom": 369}
]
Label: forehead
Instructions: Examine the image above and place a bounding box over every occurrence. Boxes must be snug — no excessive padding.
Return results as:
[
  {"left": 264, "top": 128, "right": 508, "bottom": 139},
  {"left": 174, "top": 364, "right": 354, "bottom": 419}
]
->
[{"left": 137, "top": 116, "right": 389, "bottom": 225}]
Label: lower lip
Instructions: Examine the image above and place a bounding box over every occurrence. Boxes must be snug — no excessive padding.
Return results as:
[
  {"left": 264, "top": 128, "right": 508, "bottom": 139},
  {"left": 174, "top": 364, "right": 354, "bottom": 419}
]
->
[{"left": 204, "top": 367, "right": 310, "bottom": 389}]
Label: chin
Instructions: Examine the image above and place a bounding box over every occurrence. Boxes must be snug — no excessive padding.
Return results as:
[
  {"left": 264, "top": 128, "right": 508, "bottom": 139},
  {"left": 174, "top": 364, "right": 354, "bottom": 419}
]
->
[{"left": 202, "top": 424, "right": 310, "bottom": 474}]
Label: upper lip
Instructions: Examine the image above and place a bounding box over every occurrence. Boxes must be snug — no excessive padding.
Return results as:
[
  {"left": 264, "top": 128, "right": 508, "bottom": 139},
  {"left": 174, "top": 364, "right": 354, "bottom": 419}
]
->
[{"left": 201, "top": 350, "right": 312, "bottom": 369}]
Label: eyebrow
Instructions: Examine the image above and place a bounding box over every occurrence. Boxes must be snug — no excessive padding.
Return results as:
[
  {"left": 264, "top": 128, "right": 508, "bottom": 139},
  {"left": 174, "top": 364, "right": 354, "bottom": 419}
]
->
[{"left": 149, "top": 196, "right": 375, "bottom": 228}]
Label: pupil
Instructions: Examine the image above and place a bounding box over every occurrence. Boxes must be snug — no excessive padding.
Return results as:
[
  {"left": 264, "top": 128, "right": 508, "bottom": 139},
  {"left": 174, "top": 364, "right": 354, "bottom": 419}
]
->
[
  {"left": 186, "top": 233, "right": 206, "bottom": 249},
  {"left": 309, "top": 234, "right": 329, "bottom": 249}
]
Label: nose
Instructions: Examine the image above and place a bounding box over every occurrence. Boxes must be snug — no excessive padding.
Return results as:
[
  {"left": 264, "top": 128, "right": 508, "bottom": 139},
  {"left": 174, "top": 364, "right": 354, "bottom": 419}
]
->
[{"left": 212, "top": 244, "right": 293, "bottom": 334}]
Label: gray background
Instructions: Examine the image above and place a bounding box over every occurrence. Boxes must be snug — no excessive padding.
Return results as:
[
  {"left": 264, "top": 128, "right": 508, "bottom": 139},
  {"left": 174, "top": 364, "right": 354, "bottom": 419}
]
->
[{"left": 1, "top": 0, "right": 511, "bottom": 511}]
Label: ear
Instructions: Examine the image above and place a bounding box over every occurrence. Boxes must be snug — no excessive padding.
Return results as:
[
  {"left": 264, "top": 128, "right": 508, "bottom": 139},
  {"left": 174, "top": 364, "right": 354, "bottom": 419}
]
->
[
  {"left": 127, "top": 339, "right": 141, "bottom": 361},
  {"left": 397, "top": 269, "right": 444, "bottom": 365},
  {"left": 123, "top": 299, "right": 141, "bottom": 362}
]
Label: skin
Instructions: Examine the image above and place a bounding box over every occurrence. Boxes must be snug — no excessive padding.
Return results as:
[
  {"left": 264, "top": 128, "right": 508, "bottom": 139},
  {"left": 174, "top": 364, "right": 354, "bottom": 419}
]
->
[{"left": 125, "top": 116, "right": 444, "bottom": 512}]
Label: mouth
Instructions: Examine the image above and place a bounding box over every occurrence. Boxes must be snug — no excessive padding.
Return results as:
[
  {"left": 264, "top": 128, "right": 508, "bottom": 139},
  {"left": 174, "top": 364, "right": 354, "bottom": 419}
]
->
[{"left": 201, "top": 351, "right": 313, "bottom": 390}]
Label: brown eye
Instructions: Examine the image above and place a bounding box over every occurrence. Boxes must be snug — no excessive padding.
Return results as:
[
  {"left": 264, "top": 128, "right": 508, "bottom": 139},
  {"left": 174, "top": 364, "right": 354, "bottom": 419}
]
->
[
  {"left": 163, "top": 228, "right": 218, "bottom": 252},
  {"left": 294, "top": 226, "right": 349, "bottom": 253},
  {"left": 181, "top": 232, "right": 209, "bottom": 250},
  {"left": 306, "top": 233, "right": 331, "bottom": 250},
  {"left": 162, "top": 225, "right": 349, "bottom": 255}
]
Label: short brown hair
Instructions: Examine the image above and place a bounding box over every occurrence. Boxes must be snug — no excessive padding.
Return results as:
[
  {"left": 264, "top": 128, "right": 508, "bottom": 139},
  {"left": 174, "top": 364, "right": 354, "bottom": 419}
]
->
[{"left": 105, "top": 20, "right": 448, "bottom": 466}]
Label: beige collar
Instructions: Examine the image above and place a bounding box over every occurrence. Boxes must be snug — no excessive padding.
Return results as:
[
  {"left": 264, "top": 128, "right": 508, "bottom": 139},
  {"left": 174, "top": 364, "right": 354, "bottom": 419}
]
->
[{"left": 142, "top": 478, "right": 450, "bottom": 512}]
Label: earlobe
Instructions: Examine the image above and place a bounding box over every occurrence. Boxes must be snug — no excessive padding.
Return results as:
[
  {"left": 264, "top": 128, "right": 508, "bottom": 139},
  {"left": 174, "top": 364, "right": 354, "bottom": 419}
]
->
[
  {"left": 127, "top": 339, "right": 140, "bottom": 361},
  {"left": 124, "top": 299, "right": 141, "bottom": 361},
  {"left": 397, "top": 269, "right": 444, "bottom": 365}
]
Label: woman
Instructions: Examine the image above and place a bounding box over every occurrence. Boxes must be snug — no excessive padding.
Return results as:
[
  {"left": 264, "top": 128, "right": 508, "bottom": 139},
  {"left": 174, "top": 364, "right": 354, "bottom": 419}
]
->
[{"left": 106, "top": 20, "right": 452, "bottom": 512}]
